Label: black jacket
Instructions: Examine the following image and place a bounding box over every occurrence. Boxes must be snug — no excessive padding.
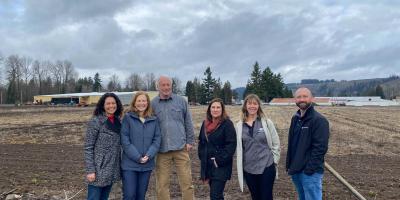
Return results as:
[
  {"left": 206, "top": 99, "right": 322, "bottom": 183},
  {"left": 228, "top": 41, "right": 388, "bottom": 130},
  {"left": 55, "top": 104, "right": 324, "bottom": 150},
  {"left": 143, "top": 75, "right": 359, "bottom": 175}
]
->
[
  {"left": 286, "top": 106, "right": 329, "bottom": 175},
  {"left": 198, "top": 119, "right": 237, "bottom": 181}
]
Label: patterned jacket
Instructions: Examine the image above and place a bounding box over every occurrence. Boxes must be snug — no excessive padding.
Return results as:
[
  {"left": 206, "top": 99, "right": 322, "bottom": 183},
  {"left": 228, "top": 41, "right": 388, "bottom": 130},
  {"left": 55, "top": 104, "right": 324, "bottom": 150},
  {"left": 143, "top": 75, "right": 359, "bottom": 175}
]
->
[{"left": 84, "top": 114, "right": 121, "bottom": 187}]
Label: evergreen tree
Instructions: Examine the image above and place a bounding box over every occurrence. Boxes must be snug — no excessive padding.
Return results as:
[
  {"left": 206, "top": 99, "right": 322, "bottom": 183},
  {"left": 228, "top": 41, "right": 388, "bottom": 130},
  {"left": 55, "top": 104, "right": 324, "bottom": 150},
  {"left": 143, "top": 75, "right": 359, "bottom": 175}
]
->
[
  {"left": 245, "top": 62, "right": 262, "bottom": 97},
  {"left": 261, "top": 67, "right": 274, "bottom": 101},
  {"left": 283, "top": 86, "right": 293, "bottom": 98},
  {"left": 193, "top": 77, "right": 202, "bottom": 104},
  {"left": 6, "top": 80, "right": 16, "bottom": 104},
  {"left": 201, "top": 67, "right": 216, "bottom": 104},
  {"left": 172, "top": 77, "right": 182, "bottom": 94},
  {"left": 245, "top": 62, "right": 291, "bottom": 102},
  {"left": 185, "top": 81, "right": 196, "bottom": 104},
  {"left": 272, "top": 73, "right": 284, "bottom": 98},
  {"left": 93, "top": 73, "right": 102, "bottom": 92},
  {"left": 213, "top": 78, "right": 222, "bottom": 99},
  {"left": 222, "top": 81, "right": 233, "bottom": 104}
]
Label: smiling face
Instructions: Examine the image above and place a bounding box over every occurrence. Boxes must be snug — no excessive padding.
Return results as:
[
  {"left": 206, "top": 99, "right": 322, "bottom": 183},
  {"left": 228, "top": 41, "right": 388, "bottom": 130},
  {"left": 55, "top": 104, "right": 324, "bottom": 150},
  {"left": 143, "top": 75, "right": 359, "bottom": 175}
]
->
[
  {"left": 246, "top": 99, "right": 259, "bottom": 116},
  {"left": 210, "top": 101, "right": 222, "bottom": 119},
  {"left": 295, "top": 88, "right": 313, "bottom": 110},
  {"left": 104, "top": 97, "right": 117, "bottom": 116},
  {"left": 158, "top": 76, "right": 172, "bottom": 99},
  {"left": 134, "top": 94, "right": 148, "bottom": 114}
]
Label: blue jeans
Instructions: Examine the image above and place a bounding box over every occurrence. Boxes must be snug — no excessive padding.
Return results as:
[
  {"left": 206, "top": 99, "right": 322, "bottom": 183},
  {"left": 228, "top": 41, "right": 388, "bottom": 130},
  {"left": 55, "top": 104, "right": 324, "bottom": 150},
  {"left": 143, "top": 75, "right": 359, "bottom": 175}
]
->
[
  {"left": 122, "top": 170, "right": 152, "bottom": 200},
  {"left": 291, "top": 172, "right": 323, "bottom": 200},
  {"left": 87, "top": 184, "right": 113, "bottom": 200}
]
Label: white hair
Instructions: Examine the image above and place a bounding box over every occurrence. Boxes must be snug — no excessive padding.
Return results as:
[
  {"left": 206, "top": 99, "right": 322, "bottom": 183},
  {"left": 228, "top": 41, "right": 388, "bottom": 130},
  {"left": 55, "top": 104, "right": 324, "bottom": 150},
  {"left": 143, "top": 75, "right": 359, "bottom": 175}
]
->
[{"left": 156, "top": 75, "right": 173, "bottom": 90}]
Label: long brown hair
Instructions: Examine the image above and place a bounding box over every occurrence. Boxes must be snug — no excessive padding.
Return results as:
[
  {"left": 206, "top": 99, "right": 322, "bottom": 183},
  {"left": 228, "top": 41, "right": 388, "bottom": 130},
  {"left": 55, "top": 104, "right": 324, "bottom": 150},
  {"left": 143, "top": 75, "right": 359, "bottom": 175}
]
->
[
  {"left": 206, "top": 98, "right": 229, "bottom": 121},
  {"left": 127, "top": 91, "right": 153, "bottom": 117},
  {"left": 241, "top": 94, "right": 265, "bottom": 122}
]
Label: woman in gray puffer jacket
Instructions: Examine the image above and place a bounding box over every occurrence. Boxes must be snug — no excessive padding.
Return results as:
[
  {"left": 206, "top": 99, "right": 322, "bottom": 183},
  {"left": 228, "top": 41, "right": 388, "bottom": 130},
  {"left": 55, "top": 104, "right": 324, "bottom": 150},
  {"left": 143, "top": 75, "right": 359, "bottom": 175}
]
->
[{"left": 84, "top": 93, "right": 123, "bottom": 200}]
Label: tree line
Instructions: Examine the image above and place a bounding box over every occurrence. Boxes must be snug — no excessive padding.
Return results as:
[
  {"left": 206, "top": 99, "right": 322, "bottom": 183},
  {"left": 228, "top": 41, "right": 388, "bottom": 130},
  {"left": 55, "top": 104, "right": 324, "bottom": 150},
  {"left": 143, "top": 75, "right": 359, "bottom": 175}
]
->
[
  {"left": 185, "top": 67, "right": 234, "bottom": 105},
  {"left": 0, "top": 53, "right": 292, "bottom": 105},
  {"left": 184, "top": 62, "right": 292, "bottom": 105},
  {"left": 244, "top": 62, "right": 293, "bottom": 102},
  {"left": 0, "top": 54, "right": 171, "bottom": 104}
]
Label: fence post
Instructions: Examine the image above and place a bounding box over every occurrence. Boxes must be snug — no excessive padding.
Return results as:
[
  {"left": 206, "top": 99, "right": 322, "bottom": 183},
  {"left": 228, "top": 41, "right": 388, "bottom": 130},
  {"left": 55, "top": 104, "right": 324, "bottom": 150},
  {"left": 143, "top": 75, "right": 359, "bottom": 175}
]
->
[{"left": 325, "top": 162, "right": 367, "bottom": 200}]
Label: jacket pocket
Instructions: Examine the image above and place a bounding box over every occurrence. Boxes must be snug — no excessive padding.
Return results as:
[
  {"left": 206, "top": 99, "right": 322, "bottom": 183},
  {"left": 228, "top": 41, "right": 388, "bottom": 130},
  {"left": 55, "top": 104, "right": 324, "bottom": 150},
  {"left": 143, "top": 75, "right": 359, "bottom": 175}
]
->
[{"left": 171, "top": 108, "right": 183, "bottom": 121}]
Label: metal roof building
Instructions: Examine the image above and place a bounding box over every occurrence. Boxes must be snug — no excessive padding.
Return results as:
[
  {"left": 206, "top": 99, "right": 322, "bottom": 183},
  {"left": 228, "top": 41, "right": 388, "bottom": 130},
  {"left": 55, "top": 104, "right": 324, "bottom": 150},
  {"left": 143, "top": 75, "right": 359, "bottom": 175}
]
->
[{"left": 34, "top": 91, "right": 159, "bottom": 106}]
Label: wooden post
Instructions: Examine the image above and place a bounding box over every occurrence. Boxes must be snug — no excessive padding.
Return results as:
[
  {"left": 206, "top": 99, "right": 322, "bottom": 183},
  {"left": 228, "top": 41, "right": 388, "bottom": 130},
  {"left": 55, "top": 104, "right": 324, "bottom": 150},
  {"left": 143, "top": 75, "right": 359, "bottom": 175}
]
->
[{"left": 325, "top": 162, "right": 367, "bottom": 200}]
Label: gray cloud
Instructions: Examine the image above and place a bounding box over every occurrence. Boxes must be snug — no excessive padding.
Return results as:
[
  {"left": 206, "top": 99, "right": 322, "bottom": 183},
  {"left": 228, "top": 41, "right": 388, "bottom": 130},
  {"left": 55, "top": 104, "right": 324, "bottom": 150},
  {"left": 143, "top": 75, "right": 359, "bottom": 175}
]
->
[
  {"left": 20, "top": 0, "right": 133, "bottom": 33},
  {"left": 0, "top": 0, "right": 399, "bottom": 88}
]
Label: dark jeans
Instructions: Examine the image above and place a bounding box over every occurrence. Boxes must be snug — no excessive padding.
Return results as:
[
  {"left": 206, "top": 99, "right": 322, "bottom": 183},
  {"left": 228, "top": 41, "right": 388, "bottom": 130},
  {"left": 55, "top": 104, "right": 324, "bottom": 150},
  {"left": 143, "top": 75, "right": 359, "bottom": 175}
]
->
[
  {"left": 244, "top": 164, "right": 276, "bottom": 200},
  {"left": 208, "top": 179, "right": 227, "bottom": 200},
  {"left": 87, "top": 184, "right": 112, "bottom": 200},
  {"left": 122, "top": 170, "right": 152, "bottom": 200}
]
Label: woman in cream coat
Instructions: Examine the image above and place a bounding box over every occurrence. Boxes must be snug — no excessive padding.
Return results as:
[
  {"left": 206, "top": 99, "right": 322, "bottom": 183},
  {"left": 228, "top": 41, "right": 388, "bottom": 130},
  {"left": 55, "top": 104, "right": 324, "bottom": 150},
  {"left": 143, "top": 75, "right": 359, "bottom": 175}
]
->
[{"left": 236, "top": 94, "right": 280, "bottom": 200}]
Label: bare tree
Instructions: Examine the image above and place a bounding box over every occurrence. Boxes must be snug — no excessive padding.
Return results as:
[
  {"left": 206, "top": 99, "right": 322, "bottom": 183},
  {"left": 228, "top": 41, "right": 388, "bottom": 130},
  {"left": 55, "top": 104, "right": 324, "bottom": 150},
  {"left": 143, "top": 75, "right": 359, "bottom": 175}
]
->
[
  {"left": 125, "top": 73, "right": 144, "bottom": 91},
  {"left": 62, "top": 60, "right": 76, "bottom": 93},
  {"left": 49, "top": 60, "right": 63, "bottom": 93},
  {"left": 20, "top": 56, "right": 33, "bottom": 102},
  {"left": 33, "top": 60, "right": 48, "bottom": 94},
  {"left": 172, "top": 76, "right": 182, "bottom": 94},
  {"left": 144, "top": 72, "right": 156, "bottom": 91},
  {"left": 107, "top": 74, "right": 121, "bottom": 91},
  {"left": 5, "top": 55, "right": 22, "bottom": 103}
]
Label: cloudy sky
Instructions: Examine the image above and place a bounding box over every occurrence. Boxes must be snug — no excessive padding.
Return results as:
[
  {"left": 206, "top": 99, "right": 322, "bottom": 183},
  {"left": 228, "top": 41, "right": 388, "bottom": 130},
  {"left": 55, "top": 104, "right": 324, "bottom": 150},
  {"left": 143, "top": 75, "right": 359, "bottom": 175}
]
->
[{"left": 1, "top": 0, "right": 399, "bottom": 88}]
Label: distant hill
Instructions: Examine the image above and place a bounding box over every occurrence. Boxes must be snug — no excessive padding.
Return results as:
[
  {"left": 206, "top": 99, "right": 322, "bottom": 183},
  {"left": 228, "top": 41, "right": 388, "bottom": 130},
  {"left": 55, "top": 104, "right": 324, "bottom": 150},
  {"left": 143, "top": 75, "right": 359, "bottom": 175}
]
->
[
  {"left": 286, "top": 76, "right": 400, "bottom": 99},
  {"left": 233, "top": 87, "right": 246, "bottom": 100}
]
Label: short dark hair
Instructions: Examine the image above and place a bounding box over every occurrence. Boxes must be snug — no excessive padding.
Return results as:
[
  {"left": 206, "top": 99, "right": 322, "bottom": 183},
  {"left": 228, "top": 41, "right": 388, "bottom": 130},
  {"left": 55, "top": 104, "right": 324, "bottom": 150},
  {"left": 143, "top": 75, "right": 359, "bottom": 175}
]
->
[
  {"left": 206, "top": 98, "right": 228, "bottom": 121},
  {"left": 93, "top": 93, "right": 123, "bottom": 117}
]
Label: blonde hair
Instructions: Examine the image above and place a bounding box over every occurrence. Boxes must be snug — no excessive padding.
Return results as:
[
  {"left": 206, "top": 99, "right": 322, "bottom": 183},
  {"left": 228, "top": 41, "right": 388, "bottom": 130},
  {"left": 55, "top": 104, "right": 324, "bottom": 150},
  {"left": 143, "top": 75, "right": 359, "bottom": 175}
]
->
[
  {"left": 241, "top": 94, "right": 265, "bottom": 122},
  {"left": 127, "top": 91, "right": 153, "bottom": 118}
]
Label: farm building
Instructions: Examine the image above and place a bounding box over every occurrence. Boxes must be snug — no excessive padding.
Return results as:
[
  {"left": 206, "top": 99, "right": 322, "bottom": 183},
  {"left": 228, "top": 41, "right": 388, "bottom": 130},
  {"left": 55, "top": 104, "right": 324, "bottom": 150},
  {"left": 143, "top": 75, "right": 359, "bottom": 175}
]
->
[
  {"left": 331, "top": 96, "right": 400, "bottom": 106},
  {"left": 34, "top": 91, "right": 159, "bottom": 106},
  {"left": 269, "top": 96, "right": 400, "bottom": 106}
]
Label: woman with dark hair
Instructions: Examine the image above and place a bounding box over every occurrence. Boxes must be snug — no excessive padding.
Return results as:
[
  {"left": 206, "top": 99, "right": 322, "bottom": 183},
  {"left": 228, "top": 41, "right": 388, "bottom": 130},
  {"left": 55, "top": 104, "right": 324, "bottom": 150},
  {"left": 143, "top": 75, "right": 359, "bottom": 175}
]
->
[
  {"left": 198, "top": 98, "right": 237, "bottom": 200},
  {"left": 121, "top": 91, "right": 161, "bottom": 200},
  {"left": 236, "top": 94, "right": 280, "bottom": 200},
  {"left": 84, "top": 93, "right": 123, "bottom": 200}
]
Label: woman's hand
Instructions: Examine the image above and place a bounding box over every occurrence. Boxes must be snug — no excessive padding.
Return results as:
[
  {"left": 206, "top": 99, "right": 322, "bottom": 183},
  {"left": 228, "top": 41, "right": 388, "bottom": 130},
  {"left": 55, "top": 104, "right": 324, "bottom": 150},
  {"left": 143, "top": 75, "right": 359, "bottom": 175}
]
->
[
  {"left": 140, "top": 155, "right": 149, "bottom": 163},
  {"left": 86, "top": 173, "right": 96, "bottom": 182},
  {"left": 201, "top": 178, "right": 209, "bottom": 184}
]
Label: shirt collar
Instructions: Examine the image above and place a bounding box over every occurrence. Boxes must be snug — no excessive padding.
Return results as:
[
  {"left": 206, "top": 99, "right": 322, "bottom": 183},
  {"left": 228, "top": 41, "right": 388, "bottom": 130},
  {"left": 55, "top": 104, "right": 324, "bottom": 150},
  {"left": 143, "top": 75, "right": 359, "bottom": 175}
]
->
[{"left": 158, "top": 93, "right": 174, "bottom": 101}]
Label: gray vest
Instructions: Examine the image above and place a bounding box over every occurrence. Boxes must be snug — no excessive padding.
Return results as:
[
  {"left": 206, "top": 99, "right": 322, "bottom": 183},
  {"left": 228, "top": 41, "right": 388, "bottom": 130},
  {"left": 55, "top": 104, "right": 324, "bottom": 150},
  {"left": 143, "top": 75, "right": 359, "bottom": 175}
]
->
[{"left": 242, "top": 119, "right": 274, "bottom": 174}]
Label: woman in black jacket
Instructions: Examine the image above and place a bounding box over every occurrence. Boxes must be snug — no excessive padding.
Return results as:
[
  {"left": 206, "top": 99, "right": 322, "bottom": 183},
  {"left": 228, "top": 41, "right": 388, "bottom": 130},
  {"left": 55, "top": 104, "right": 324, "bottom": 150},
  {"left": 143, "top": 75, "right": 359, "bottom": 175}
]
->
[{"left": 198, "top": 98, "right": 237, "bottom": 200}]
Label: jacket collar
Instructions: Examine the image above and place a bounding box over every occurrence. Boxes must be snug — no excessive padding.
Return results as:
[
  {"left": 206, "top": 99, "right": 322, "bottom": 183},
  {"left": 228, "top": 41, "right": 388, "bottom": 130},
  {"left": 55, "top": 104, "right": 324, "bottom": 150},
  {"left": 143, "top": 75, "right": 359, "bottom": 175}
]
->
[
  {"left": 96, "top": 114, "right": 121, "bottom": 133},
  {"left": 156, "top": 93, "right": 175, "bottom": 102},
  {"left": 126, "top": 111, "right": 157, "bottom": 121},
  {"left": 295, "top": 105, "right": 315, "bottom": 120}
]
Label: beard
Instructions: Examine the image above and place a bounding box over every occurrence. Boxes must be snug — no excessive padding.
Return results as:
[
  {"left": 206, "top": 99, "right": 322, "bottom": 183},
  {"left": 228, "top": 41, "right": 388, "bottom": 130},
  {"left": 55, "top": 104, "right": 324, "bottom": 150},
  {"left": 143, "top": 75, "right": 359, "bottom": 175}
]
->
[{"left": 296, "top": 102, "right": 312, "bottom": 110}]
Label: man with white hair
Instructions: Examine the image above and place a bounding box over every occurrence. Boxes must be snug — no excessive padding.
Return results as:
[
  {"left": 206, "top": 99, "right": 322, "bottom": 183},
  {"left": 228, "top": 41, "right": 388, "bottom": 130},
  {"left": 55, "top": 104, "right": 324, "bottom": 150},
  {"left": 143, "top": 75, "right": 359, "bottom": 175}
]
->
[
  {"left": 286, "top": 87, "right": 330, "bottom": 200},
  {"left": 151, "top": 75, "right": 195, "bottom": 200}
]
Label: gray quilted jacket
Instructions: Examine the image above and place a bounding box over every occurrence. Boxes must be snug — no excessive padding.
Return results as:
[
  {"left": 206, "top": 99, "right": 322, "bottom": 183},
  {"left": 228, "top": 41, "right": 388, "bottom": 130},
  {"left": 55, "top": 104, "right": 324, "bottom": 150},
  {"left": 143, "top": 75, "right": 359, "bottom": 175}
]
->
[{"left": 84, "top": 115, "right": 121, "bottom": 187}]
